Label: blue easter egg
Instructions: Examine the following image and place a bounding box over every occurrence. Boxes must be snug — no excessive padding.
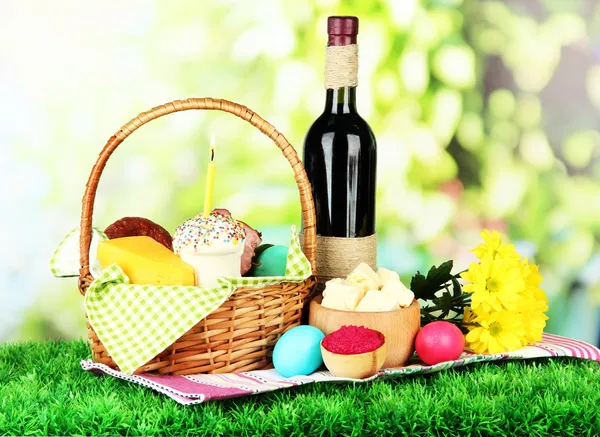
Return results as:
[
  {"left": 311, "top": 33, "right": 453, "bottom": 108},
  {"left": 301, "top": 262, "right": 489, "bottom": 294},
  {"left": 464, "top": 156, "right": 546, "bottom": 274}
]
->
[{"left": 272, "top": 325, "right": 325, "bottom": 378}]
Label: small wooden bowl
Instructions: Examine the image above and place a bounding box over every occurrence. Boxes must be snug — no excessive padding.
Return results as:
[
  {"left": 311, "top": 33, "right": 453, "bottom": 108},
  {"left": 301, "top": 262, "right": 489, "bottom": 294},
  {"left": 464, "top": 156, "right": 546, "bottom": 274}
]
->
[
  {"left": 321, "top": 340, "right": 388, "bottom": 379},
  {"left": 309, "top": 295, "right": 420, "bottom": 368}
]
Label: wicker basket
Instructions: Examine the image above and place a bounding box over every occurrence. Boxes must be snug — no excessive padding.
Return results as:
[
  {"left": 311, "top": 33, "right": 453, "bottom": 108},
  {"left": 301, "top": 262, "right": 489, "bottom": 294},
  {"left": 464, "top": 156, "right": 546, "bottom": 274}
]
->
[{"left": 78, "top": 98, "right": 318, "bottom": 376}]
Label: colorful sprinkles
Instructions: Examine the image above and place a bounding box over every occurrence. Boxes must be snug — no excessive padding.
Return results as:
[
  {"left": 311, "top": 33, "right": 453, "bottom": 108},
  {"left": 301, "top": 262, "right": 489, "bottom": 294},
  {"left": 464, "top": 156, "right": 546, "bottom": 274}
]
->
[{"left": 173, "top": 212, "right": 246, "bottom": 254}]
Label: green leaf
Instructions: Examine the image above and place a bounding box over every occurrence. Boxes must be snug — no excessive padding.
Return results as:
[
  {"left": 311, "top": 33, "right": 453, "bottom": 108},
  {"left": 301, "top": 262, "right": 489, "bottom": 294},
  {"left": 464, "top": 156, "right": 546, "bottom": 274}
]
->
[
  {"left": 412, "top": 261, "right": 473, "bottom": 327},
  {"left": 433, "top": 293, "right": 454, "bottom": 317},
  {"left": 427, "top": 260, "right": 454, "bottom": 282},
  {"left": 410, "top": 271, "right": 428, "bottom": 297},
  {"left": 452, "top": 278, "right": 461, "bottom": 297},
  {"left": 411, "top": 260, "right": 454, "bottom": 300}
]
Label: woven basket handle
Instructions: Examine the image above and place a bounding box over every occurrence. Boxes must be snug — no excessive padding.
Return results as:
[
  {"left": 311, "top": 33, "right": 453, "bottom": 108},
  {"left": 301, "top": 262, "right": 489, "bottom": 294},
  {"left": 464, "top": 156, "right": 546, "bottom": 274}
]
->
[{"left": 78, "top": 98, "right": 317, "bottom": 294}]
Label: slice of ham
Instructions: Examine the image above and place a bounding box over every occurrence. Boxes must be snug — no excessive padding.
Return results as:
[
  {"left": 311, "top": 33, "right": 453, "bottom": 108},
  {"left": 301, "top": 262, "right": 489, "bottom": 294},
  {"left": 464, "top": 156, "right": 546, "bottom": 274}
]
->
[{"left": 213, "top": 208, "right": 262, "bottom": 275}]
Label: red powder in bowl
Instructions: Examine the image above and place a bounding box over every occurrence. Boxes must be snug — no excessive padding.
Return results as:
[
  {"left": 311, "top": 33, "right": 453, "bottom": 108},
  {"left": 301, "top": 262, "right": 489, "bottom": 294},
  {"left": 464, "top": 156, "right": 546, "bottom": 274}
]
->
[{"left": 321, "top": 325, "right": 385, "bottom": 355}]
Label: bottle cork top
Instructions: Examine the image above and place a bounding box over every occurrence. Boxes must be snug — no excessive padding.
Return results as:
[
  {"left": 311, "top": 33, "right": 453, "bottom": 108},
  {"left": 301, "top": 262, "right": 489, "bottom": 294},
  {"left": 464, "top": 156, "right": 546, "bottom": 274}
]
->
[{"left": 327, "top": 16, "right": 358, "bottom": 46}]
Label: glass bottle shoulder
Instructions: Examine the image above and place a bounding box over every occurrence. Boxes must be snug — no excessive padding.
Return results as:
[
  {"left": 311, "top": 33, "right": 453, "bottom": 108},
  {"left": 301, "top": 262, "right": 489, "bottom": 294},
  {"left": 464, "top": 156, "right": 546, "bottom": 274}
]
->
[{"left": 304, "top": 111, "right": 376, "bottom": 148}]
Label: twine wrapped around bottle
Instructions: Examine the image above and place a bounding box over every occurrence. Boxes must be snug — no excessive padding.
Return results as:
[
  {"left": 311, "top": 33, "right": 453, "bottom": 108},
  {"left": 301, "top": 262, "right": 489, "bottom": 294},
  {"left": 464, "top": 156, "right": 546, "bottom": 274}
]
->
[
  {"left": 318, "top": 42, "right": 376, "bottom": 288},
  {"left": 324, "top": 44, "right": 358, "bottom": 89},
  {"left": 301, "top": 233, "right": 377, "bottom": 289}
]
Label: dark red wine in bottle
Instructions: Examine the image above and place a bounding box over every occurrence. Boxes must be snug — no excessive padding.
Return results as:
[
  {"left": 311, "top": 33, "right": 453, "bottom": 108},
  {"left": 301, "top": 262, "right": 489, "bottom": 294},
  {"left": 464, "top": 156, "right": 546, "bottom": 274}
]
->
[{"left": 303, "top": 16, "right": 377, "bottom": 285}]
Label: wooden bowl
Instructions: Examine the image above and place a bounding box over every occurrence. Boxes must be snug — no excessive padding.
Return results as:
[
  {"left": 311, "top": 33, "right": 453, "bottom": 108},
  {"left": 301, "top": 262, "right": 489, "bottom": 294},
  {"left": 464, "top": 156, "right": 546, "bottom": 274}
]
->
[
  {"left": 309, "top": 295, "right": 420, "bottom": 368},
  {"left": 321, "top": 340, "right": 388, "bottom": 379}
]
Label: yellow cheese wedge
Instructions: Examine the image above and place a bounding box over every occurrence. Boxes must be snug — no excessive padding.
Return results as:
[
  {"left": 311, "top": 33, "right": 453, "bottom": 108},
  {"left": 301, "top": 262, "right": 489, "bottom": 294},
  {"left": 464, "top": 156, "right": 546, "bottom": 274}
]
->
[{"left": 97, "top": 236, "right": 195, "bottom": 286}]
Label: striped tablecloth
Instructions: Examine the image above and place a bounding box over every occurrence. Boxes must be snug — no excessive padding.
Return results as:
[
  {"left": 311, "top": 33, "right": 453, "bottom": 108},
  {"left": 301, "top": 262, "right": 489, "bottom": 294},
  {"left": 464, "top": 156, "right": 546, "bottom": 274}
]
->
[{"left": 81, "top": 333, "right": 600, "bottom": 405}]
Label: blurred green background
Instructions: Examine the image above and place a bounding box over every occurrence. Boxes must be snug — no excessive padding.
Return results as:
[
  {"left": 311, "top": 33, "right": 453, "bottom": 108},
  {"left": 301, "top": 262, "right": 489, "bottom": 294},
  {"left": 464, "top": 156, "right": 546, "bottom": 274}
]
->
[{"left": 1, "top": 0, "right": 599, "bottom": 345}]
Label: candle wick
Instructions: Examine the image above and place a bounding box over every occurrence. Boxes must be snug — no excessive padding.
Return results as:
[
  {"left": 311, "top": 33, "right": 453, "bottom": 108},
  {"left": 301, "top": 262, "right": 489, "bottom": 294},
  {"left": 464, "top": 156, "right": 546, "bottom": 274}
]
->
[{"left": 211, "top": 148, "right": 215, "bottom": 161}]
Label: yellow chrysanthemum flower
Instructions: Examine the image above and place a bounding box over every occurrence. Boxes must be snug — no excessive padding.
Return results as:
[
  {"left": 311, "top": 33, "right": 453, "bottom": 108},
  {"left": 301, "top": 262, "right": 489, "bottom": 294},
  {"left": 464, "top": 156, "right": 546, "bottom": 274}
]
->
[
  {"left": 465, "top": 310, "right": 525, "bottom": 354},
  {"left": 516, "top": 293, "right": 548, "bottom": 314},
  {"left": 462, "top": 307, "right": 487, "bottom": 353},
  {"left": 463, "top": 306, "right": 477, "bottom": 324},
  {"left": 517, "top": 258, "right": 549, "bottom": 345},
  {"left": 459, "top": 229, "right": 549, "bottom": 354},
  {"left": 472, "top": 229, "right": 521, "bottom": 261},
  {"left": 461, "top": 254, "right": 525, "bottom": 313},
  {"left": 520, "top": 309, "right": 549, "bottom": 346},
  {"left": 520, "top": 260, "right": 548, "bottom": 304},
  {"left": 521, "top": 259, "right": 543, "bottom": 289}
]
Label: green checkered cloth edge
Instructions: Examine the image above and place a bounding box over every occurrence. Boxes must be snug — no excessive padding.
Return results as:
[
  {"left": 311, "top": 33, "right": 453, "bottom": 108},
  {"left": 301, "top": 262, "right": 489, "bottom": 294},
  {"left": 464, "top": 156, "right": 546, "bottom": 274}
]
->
[
  {"left": 84, "top": 225, "right": 312, "bottom": 375},
  {"left": 49, "top": 227, "right": 108, "bottom": 278}
]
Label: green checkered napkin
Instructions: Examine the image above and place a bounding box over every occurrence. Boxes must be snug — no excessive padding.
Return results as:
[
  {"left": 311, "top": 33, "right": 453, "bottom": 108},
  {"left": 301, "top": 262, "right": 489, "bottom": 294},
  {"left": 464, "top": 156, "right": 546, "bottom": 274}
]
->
[
  {"left": 84, "top": 225, "right": 312, "bottom": 375},
  {"left": 50, "top": 227, "right": 108, "bottom": 278}
]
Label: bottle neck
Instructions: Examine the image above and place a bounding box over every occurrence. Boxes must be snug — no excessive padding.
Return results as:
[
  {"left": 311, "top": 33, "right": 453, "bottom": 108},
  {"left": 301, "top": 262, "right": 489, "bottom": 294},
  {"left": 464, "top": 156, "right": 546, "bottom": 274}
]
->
[{"left": 325, "top": 86, "right": 357, "bottom": 114}]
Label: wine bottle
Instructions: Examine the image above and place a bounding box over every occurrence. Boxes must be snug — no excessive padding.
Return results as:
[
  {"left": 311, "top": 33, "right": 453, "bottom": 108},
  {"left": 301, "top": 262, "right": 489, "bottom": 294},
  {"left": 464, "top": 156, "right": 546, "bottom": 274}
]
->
[{"left": 303, "top": 16, "right": 377, "bottom": 285}]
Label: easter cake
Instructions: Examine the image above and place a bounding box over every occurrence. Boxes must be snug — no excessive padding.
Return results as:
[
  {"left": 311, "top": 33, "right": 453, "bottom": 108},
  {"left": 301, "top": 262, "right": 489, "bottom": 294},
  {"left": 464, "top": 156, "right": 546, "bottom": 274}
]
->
[{"left": 173, "top": 211, "right": 246, "bottom": 288}]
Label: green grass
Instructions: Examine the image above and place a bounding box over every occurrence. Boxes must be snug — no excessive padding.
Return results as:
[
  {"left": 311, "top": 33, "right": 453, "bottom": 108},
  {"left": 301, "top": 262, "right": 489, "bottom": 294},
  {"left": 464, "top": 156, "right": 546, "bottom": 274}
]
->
[{"left": 0, "top": 341, "right": 599, "bottom": 436}]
